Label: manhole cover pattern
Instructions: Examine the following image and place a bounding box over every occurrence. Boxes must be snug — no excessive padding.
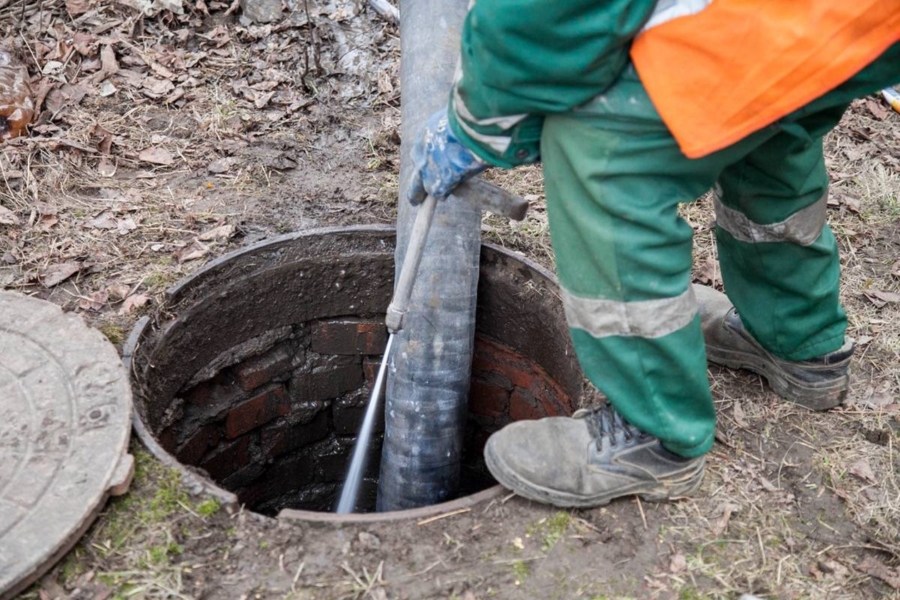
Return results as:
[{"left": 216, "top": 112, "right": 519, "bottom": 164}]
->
[{"left": 0, "top": 292, "right": 132, "bottom": 599}]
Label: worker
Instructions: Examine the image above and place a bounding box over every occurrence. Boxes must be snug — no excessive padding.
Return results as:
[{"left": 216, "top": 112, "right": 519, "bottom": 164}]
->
[{"left": 407, "top": 1, "right": 900, "bottom": 507}]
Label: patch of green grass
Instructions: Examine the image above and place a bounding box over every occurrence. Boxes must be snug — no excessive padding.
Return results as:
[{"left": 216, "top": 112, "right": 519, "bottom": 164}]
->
[
  {"left": 678, "top": 587, "right": 706, "bottom": 600},
  {"left": 145, "top": 271, "right": 176, "bottom": 291},
  {"left": 196, "top": 498, "right": 221, "bottom": 517},
  {"left": 511, "top": 560, "right": 531, "bottom": 583},
  {"left": 542, "top": 512, "right": 571, "bottom": 550},
  {"left": 98, "top": 323, "right": 125, "bottom": 344}
]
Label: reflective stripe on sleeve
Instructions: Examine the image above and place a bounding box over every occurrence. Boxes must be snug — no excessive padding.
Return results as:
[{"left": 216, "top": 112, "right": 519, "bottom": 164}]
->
[
  {"left": 641, "top": 0, "right": 712, "bottom": 32},
  {"left": 713, "top": 191, "right": 827, "bottom": 246},
  {"left": 453, "top": 116, "right": 513, "bottom": 154},
  {"left": 561, "top": 286, "right": 698, "bottom": 340},
  {"left": 452, "top": 86, "right": 529, "bottom": 130}
]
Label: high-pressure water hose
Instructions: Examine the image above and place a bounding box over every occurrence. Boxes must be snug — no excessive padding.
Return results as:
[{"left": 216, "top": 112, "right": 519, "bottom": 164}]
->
[{"left": 375, "top": 0, "right": 482, "bottom": 510}]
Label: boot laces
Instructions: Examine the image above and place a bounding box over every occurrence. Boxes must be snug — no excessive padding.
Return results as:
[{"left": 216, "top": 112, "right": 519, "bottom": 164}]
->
[{"left": 575, "top": 404, "right": 652, "bottom": 451}]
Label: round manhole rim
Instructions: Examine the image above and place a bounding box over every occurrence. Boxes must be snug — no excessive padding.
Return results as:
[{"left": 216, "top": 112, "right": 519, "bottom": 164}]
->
[{"left": 124, "top": 224, "right": 565, "bottom": 523}]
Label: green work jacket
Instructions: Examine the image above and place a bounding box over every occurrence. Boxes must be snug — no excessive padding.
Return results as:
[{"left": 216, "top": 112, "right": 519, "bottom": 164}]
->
[{"left": 448, "top": 0, "right": 658, "bottom": 168}]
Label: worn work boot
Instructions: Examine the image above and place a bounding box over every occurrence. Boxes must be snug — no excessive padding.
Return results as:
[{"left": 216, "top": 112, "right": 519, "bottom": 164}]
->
[
  {"left": 484, "top": 404, "right": 705, "bottom": 508},
  {"left": 694, "top": 285, "right": 853, "bottom": 410}
]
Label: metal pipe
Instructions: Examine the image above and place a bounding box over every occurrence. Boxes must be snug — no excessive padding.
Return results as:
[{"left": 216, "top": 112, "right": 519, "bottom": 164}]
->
[{"left": 376, "top": 0, "right": 479, "bottom": 510}]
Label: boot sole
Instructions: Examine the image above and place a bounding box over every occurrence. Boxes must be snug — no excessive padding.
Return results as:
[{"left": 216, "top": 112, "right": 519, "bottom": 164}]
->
[
  {"left": 706, "top": 345, "right": 848, "bottom": 411},
  {"left": 484, "top": 441, "right": 704, "bottom": 509}
]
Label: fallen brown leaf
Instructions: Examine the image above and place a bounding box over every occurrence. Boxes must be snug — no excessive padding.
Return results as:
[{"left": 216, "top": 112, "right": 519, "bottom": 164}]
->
[
  {"left": 106, "top": 284, "right": 131, "bottom": 300},
  {"left": 857, "top": 556, "right": 900, "bottom": 589},
  {"left": 90, "top": 211, "right": 117, "bottom": 229},
  {"left": 198, "top": 223, "right": 235, "bottom": 241},
  {"left": 39, "top": 214, "right": 59, "bottom": 230},
  {"left": 138, "top": 147, "right": 174, "bottom": 166},
  {"left": 65, "top": 0, "right": 90, "bottom": 17},
  {"left": 865, "top": 98, "right": 890, "bottom": 121},
  {"left": 100, "top": 45, "right": 119, "bottom": 76},
  {"left": 174, "top": 240, "right": 208, "bottom": 263},
  {"left": 117, "top": 217, "right": 138, "bottom": 235},
  {"left": 207, "top": 157, "right": 238, "bottom": 174},
  {"left": 818, "top": 560, "right": 849, "bottom": 581},
  {"left": 842, "top": 196, "right": 861, "bottom": 213},
  {"left": 41, "top": 262, "right": 82, "bottom": 287},
  {"left": 711, "top": 503, "right": 738, "bottom": 536},
  {"left": 694, "top": 258, "right": 722, "bottom": 289},
  {"left": 0, "top": 205, "right": 20, "bottom": 226},
  {"left": 78, "top": 290, "right": 109, "bottom": 311},
  {"left": 119, "top": 293, "right": 150, "bottom": 315},
  {"left": 142, "top": 77, "right": 175, "bottom": 98},
  {"left": 669, "top": 553, "right": 687, "bottom": 574},
  {"left": 864, "top": 290, "right": 900, "bottom": 308},
  {"left": 848, "top": 458, "right": 876, "bottom": 483}
]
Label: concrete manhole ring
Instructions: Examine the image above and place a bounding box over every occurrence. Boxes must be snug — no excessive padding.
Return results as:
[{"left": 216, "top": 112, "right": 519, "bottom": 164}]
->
[{"left": 0, "top": 292, "right": 133, "bottom": 599}]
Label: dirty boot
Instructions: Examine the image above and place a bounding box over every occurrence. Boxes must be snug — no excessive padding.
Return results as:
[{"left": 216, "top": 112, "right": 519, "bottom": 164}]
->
[
  {"left": 484, "top": 404, "right": 705, "bottom": 508},
  {"left": 694, "top": 285, "right": 853, "bottom": 410}
]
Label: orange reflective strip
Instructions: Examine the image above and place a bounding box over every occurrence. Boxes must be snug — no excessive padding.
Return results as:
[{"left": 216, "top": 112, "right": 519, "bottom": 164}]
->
[{"left": 631, "top": 1, "right": 900, "bottom": 159}]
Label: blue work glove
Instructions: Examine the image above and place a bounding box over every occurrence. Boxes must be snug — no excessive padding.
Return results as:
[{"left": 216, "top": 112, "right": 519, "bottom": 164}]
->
[{"left": 407, "top": 108, "right": 488, "bottom": 205}]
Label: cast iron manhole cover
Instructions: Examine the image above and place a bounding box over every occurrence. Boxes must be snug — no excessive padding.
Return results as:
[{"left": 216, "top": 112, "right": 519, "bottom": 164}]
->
[{"left": 0, "top": 292, "right": 133, "bottom": 599}]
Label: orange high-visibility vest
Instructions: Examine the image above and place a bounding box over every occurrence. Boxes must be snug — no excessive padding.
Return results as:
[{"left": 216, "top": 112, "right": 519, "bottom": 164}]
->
[{"left": 631, "top": 1, "right": 900, "bottom": 159}]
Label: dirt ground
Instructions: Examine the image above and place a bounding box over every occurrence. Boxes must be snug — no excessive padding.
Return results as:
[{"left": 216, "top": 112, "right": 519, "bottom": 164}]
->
[{"left": 3, "top": 1, "right": 900, "bottom": 598}]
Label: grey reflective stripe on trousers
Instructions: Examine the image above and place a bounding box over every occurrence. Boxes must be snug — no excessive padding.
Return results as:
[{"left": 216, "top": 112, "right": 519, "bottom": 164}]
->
[
  {"left": 561, "top": 286, "right": 698, "bottom": 339},
  {"left": 713, "top": 191, "right": 827, "bottom": 246}
]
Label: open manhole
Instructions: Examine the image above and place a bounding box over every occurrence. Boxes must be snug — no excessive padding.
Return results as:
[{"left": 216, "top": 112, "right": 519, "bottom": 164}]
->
[{"left": 125, "top": 226, "right": 585, "bottom": 522}]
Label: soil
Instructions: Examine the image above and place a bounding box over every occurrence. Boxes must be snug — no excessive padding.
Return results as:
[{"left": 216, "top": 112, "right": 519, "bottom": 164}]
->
[{"left": 2, "top": 1, "right": 899, "bottom": 598}]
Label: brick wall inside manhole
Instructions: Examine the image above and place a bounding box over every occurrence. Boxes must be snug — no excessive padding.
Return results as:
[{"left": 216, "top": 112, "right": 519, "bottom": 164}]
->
[{"left": 127, "top": 226, "right": 585, "bottom": 516}]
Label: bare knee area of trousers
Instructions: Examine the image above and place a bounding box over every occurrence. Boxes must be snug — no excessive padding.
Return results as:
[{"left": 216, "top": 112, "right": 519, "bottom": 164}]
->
[{"left": 126, "top": 226, "right": 585, "bottom": 520}]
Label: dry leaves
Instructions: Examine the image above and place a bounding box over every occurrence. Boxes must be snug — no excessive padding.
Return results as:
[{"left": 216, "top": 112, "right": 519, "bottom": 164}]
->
[
  {"left": 0, "top": 206, "right": 20, "bottom": 226},
  {"left": 65, "top": 0, "right": 90, "bottom": 17},
  {"left": 119, "top": 293, "right": 150, "bottom": 315},
  {"left": 78, "top": 290, "right": 109, "bottom": 311},
  {"left": 198, "top": 223, "right": 235, "bottom": 241},
  {"left": 857, "top": 556, "right": 900, "bottom": 589},
  {"left": 864, "top": 98, "right": 890, "bottom": 121},
  {"left": 174, "top": 240, "right": 209, "bottom": 263},
  {"left": 41, "top": 262, "right": 82, "bottom": 287},
  {"left": 847, "top": 458, "right": 876, "bottom": 483},
  {"left": 863, "top": 289, "right": 900, "bottom": 308},
  {"left": 694, "top": 257, "right": 722, "bottom": 289},
  {"left": 138, "top": 147, "right": 175, "bottom": 165},
  {"left": 668, "top": 553, "right": 687, "bottom": 574}
]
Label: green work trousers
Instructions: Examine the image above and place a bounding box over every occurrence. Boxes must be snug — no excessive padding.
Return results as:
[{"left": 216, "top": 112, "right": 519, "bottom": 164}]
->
[{"left": 541, "top": 45, "right": 900, "bottom": 458}]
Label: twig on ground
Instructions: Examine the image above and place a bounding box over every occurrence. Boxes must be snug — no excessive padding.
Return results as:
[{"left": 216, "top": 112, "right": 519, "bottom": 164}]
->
[{"left": 367, "top": 0, "right": 398, "bottom": 24}]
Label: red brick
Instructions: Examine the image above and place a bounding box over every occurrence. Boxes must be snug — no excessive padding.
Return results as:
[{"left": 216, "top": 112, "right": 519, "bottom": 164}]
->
[
  {"left": 234, "top": 345, "right": 296, "bottom": 392},
  {"left": 225, "top": 385, "right": 290, "bottom": 438},
  {"left": 200, "top": 434, "right": 252, "bottom": 480},
  {"left": 362, "top": 357, "right": 382, "bottom": 388},
  {"left": 290, "top": 362, "right": 363, "bottom": 403},
  {"left": 509, "top": 388, "right": 543, "bottom": 421},
  {"left": 536, "top": 378, "right": 570, "bottom": 417},
  {"left": 468, "top": 380, "right": 509, "bottom": 419},
  {"left": 311, "top": 319, "right": 388, "bottom": 355},
  {"left": 472, "top": 338, "right": 539, "bottom": 390},
  {"left": 261, "top": 410, "right": 329, "bottom": 459},
  {"left": 176, "top": 423, "right": 221, "bottom": 465}
]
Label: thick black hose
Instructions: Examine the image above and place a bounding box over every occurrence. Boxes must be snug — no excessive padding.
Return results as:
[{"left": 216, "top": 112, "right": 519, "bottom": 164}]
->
[{"left": 376, "top": 0, "right": 479, "bottom": 511}]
